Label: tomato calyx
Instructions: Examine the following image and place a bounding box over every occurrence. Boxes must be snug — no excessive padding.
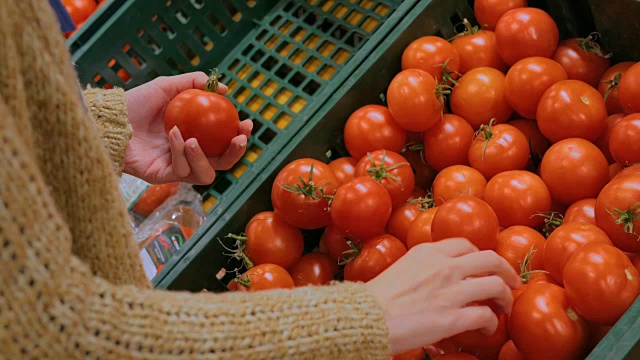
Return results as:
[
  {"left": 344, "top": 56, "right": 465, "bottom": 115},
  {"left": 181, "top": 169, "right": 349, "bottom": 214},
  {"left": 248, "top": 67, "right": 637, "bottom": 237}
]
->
[
  {"left": 235, "top": 272, "right": 258, "bottom": 289},
  {"left": 365, "top": 151, "right": 410, "bottom": 188},
  {"left": 279, "top": 162, "right": 334, "bottom": 201},
  {"left": 450, "top": 18, "right": 481, "bottom": 41},
  {"left": 603, "top": 72, "right": 623, "bottom": 103},
  {"left": 474, "top": 118, "right": 497, "bottom": 160},
  {"left": 205, "top": 68, "right": 222, "bottom": 93},
  {"left": 606, "top": 202, "right": 640, "bottom": 238},
  {"left": 221, "top": 233, "right": 254, "bottom": 269},
  {"left": 577, "top": 32, "right": 613, "bottom": 59},
  {"left": 338, "top": 239, "right": 362, "bottom": 265},
  {"left": 532, "top": 211, "right": 564, "bottom": 237},
  {"left": 518, "top": 245, "right": 548, "bottom": 284},
  {"left": 438, "top": 58, "right": 461, "bottom": 86},
  {"left": 408, "top": 195, "right": 435, "bottom": 211}
]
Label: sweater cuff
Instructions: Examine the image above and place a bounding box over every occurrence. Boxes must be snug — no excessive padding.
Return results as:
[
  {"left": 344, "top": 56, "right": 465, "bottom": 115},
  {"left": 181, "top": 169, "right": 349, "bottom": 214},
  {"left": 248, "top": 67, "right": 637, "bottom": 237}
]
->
[{"left": 83, "top": 87, "right": 132, "bottom": 174}]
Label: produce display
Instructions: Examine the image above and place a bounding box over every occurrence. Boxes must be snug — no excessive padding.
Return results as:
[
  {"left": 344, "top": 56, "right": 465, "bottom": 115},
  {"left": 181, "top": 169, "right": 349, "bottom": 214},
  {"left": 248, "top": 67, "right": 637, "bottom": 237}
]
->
[
  {"left": 62, "top": 0, "right": 106, "bottom": 38},
  {"left": 197, "top": 1, "right": 640, "bottom": 359}
]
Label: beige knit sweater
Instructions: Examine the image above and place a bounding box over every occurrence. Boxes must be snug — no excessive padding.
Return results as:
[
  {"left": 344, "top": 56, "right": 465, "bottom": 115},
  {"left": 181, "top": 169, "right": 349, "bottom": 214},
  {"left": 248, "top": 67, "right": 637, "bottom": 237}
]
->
[{"left": 0, "top": 1, "right": 389, "bottom": 358}]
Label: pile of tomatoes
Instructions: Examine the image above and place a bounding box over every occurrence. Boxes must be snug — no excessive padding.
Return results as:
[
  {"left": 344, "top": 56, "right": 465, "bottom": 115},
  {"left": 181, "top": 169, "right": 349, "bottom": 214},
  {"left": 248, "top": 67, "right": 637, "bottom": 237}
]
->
[
  {"left": 223, "top": 0, "right": 640, "bottom": 359},
  {"left": 62, "top": 0, "right": 107, "bottom": 38}
]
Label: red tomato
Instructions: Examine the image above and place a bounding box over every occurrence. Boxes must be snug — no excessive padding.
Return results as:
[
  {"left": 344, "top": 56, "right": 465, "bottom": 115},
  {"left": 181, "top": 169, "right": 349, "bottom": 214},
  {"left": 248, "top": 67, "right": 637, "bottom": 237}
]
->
[
  {"left": 512, "top": 272, "right": 552, "bottom": 301},
  {"left": 62, "top": 0, "right": 97, "bottom": 25},
  {"left": 164, "top": 88, "right": 239, "bottom": 157},
  {"left": 484, "top": 171, "right": 552, "bottom": 227},
  {"left": 288, "top": 252, "right": 338, "bottom": 287},
  {"left": 595, "top": 174, "right": 640, "bottom": 252},
  {"left": 564, "top": 243, "right": 640, "bottom": 325},
  {"left": 344, "top": 234, "right": 407, "bottom": 283},
  {"left": 508, "top": 119, "right": 551, "bottom": 171},
  {"left": 272, "top": 159, "right": 339, "bottom": 229},
  {"left": 388, "top": 198, "right": 434, "bottom": 246},
  {"left": 437, "top": 354, "right": 480, "bottom": 360},
  {"left": 132, "top": 182, "right": 179, "bottom": 216},
  {"left": 544, "top": 221, "right": 613, "bottom": 284},
  {"left": 232, "top": 264, "right": 295, "bottom": 292},
  {"left": 451, "top": 312, "right": 509, "bottom": 360},
  {"left": 505, "top": 57, "right": 568, "bottom": 119},
  {"left": 610, "top": 163, "right": 625, "bottom": 179},
  {"left": 423, "top": 114, "right": 474, "bottom": 171},
  {"left": 496, "top": 225, "right": 546, "bottom": 272},
  {"left": 597, "top": 62, "right": 634, "bottom": 114},
  {"left": 553, "top": 37, "right": 611, "bottom": 87},
  {"left": 402, "top": 149, "right": 438, "bottom": 190},
  {"left": 537, "top": 80, "right": 608, "bottom": 142},
  {"left": 392, "top": 348, "right": 429, "bottom": 360},
  {"left": 431, "top": 197, "right": 500, "bottom": 250},
  {"left": 635, "top": 255, "right": 640, "bottom": 273},
  {"left": 409, "top": 187, "right": 428, "bottom": 201},
  {"left": 564, "top": 198, "right": 597, "bottom": 225},
  {"left": 432, "top": 165, "right": 487, "bottom": 206},
  {"left": 388, "top": 69, "right": 444, "bottom": 132},
  {"left": 451, "top": 67, "right": 513, "bottom": 129},
  {"left": 406, "top": 207, "right": 439, "bottom": 249},
  {"left": 330, "top": 177, "right": 392, "bottom": 240},
  {"left": 495, "top": 8, "right": 559, "bottom": 66},
  {"left": 610, "top": 113, "right": 640, "bottom": 165},
  {"left": 498, "top": 340, "right": 524, "bottom": 360},
  {"left": 451, "top": 21, "right": 508, "bottom": 74},
  {"left": 468, "top": 123, "right": 529, "bottom": 179},
  {"left": 540, "top": 138, "right": 609, "bottom": 205},
  {"left": 355, "top": 150, "right": 415, "bottom": 207},
  {"left": 402, "top": 36, "right": 461, "bottom": 83},
  {"left": 321, "top": 223, "right": 352, "bottom": 262},
  {"left": 614, "top": 163, "right": 640, "bottom": 180},
  {"left": 509, "top": 283, "right": 588, "bottom": 360},
  {"left": 474, "top": 0, "right": 527, "bottom": 31},
  {"left": 615, "top": 62, "right": 640, "bottom": 114},
  {"left": 328, "top": 157, "right": 358, "bottom": 185},
  {"left": 242, "top": 211, "right": 304, "bottom": 270},
  {"left": 343, "top": 105, "right": 406, "bottom": 160},
  {"left": 596, "top": 113, "right": 626, "bottom": 163}
]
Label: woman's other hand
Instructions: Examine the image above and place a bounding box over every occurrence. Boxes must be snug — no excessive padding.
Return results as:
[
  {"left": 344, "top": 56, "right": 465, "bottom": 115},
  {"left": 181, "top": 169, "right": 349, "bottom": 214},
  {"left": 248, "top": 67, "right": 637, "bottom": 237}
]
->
[{"left": 124, "top": 72, "right": 252, "bottom": 184}]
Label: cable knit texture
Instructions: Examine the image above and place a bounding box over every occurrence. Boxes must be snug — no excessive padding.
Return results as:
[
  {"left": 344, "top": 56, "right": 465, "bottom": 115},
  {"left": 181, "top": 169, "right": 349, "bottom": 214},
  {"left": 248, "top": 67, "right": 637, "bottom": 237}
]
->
[{"left": 0, "top": 1, "right": 390, "bottom": 359}]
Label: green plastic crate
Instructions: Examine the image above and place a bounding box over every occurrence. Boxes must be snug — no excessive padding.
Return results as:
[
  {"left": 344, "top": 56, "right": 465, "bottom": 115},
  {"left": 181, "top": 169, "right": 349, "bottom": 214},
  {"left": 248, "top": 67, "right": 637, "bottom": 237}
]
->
[
  {"left": 69, "top": 0, "right": 419, "bottom": 283},
  {"left": 154, "top": 0, "right": 640, "bottom": 358}
]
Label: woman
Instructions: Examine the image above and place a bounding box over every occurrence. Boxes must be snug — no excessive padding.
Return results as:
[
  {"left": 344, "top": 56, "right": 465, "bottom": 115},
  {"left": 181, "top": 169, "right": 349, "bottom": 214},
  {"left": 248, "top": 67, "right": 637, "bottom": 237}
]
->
[{"left": 0, "top": 1, "right": 520, "bottom": 358}]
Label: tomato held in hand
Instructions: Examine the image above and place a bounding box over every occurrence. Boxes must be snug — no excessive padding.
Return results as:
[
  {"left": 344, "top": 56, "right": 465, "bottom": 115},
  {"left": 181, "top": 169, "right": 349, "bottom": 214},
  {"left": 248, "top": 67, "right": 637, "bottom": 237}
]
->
[
  {"left": 474, "top": 0, "right": 527, "bottom": 31},
  {"left": 232, "top": 264, "right": 295, "bottom": 292},
  {"left": 596, "top": 113, "right": 626, "bottom": 163},
  {"left": 437, "top": 353, "right": 480, "bottom": 360},
  {"left": 468, "top": 123, "right": 529, "bottom": 179},
  {"left": 432, "top": 165, "right": 487, "bottom": 206},
  {"left": 610, "top": 113, "right": 640, "bottom": 165},
  {"left": 402, "top": 149, "right": 438, "bottom": 190},
  {"left": 62, "top": 0, "right": 97, "bottom": 25},
  {"left": 431, "top": 196, "right": 500, "bottom": 250},
  {"left": 498, "top": 340, "right": 524, "bottom": 360},
  {"left": 451, "top": 311, "right": 509, "bottom": 360},
  {"left": 615, "top": 62, "right": 640, "bottom": 114},
  {"left": 564, "top": 198, "right": 597, "bottom": 225},
  {"left": 537, "top": 80, "right": 608, "bottom": 142},
  {"left": 242, "top": 211, "right": 304, "bottom": 270},
  {"left": 544, "top": 221, "right": 613, "bottom": 284},
  {"left": 595, "top": 174, "right": 640, "bottom": 252},
  {"left": 343, "top": 105, "right": 406, "bottom": 160},
  {"left": 505, "top": 57, "right": 568, "bottom": 120},
  {"left": 288, "top": 252, "right": 339, "bottom": 287},
  {"left": 484, "top": 171, "right": 551, "bottom": 227},
  {"left": 564, "top": 242, "right": 640, "bottom": 325},
  {"left": 509, "top": 283, "right": 588, "bottom": 360},
  {"left": 330, "top": 177, "right": 393, "bottom": 240},
  {"left": 540, "top": 138, "right": 609, "bottom": 205},
  {"left": 272, "top": 158, "right": 339, "bottom": 229},
  {"left": 406, "top": 207, "right": 439, "bottom": 249},
  {"left": 132, "top": 182, "right": 179, "bottom": 216},
  {"left": 402, "top": 36, "right": 461, "bottom": 83},
  {"left": 388, "top": 197, "right": 434, "bottom": 246},
  {"left": 451, "top": 67, "right": 513, "bottom": 129},
  {"left": 496, "top": 226, "right": 546, "bottom": 272},
  {"left": 598, "top": 62, "right": 635, "bottom": 114},
  {"left": 495, "top": 8, "right": 559, "bottom": 66},
  {"left": 355, "top": 150, "right": 415, "bottom": 208},
  {"left": 164, "top": 82, "right": 240, "bottom": 157},
  {"left": 344, "top": 234, "right": 407, "bottom": 283},
  {"left": 387, "top": 69, "right": 445, "bottom": 132},
  {"left": 553, "top": 37, "right": 611, "bottom": 87},
  {"left": 423, "top": 114, "right": 474, "bottom": 171},
  {"left": 328, "top": 157, "right": 358, "bottom": 185},
  {"left": 451, "top": 20, "right": 507, "bottom": 74}
]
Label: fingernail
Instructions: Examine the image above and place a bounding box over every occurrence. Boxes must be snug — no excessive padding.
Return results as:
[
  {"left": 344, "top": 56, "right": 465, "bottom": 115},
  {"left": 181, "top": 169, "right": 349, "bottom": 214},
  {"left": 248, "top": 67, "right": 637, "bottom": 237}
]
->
[
  {"left": 170, "top": 126, "right": 180, "bottom": 140},
  {"left": 189, "top": 140, "right": 199, "bottom": 154},
  {"left": 239, "top": 136, "right": 247, "bottom": 147}
]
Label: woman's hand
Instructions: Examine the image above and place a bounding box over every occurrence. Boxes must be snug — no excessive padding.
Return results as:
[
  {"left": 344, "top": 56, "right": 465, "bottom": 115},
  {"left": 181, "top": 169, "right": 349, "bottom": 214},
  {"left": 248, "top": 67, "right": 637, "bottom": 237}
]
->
[
  {"left": 366, "top": 238, "right": 521, "bottom": 355},
  {"left": 123, "top": 72, "right": 253, "bottom": 184}
]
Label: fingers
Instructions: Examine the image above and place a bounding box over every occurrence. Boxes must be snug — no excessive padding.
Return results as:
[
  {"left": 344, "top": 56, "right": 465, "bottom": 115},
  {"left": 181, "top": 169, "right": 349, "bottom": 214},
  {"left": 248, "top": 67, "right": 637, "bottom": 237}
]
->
[
  {"left": 453, "top": 306, "right": 500, "bottom": 336},
  {"left": 155, "top": 72, "right": 229, "bottom": 98},
  {"left": 239, "top": 120, "right": 254, "bottom": 137},
  {"left": 427, "top": 238, "right": 479, "bottom": 258},
  {"left": 455, "top": 276, "right": 514, "bottom": 314},
  {"left": 184, "top": 138, "right": 216, "bottom": 185},
  {"left": 168, "top": 127, "right": 191, "bottom": 178},
  {"left": 453, "top": 251, "right": 522, "bottom": 289},
  {"left": 209, "top": 135, "right": 248, "bottom": 170}
]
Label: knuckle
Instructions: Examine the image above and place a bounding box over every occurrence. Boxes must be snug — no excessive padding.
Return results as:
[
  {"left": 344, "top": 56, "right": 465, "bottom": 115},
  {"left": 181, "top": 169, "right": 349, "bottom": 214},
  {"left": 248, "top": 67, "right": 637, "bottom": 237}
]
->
[{"left": 485, "top": 275, "right": 505, "bottom": 291}]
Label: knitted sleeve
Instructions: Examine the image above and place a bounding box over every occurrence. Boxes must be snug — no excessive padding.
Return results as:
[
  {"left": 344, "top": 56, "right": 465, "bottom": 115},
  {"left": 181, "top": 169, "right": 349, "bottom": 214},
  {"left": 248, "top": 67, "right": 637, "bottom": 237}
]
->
[
  {"left": 82, "top": 87, "right": 132, "bottom": 173},
  {"left": 0, "top": 96, "right": 390, "bottom": 359}
]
